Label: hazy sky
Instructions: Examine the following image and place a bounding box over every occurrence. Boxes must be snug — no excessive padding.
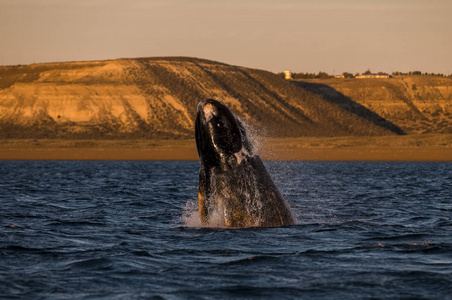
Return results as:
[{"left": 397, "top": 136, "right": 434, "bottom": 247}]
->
[{"left": 1, "top": 0, "right": 451, "bottom": 74}]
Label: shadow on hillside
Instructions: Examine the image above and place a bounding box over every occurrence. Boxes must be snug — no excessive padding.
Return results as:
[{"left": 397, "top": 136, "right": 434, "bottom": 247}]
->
[{"left": 292, "top": 81, "right": 405, "bottom": 135}]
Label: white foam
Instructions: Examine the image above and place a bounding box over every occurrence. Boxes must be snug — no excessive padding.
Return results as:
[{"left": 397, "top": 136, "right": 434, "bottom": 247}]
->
[
  {"left": 237, "top": 117, "right": 262, "bottom": 156},
  {"left": 182, "top": 199, "right": 228, "bottom": 228},
  {"left": 181, "top": 200, "right": 201, "bottom": 227}
]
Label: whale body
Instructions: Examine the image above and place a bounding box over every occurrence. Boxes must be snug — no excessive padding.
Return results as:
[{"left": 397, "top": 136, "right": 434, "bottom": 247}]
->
[{"left": 195, "top": 99, "right": 295, "bottom": 228}]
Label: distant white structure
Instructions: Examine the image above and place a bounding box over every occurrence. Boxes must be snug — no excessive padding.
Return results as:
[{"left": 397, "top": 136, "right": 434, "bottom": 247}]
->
[
  {"left": 284, "top": 70, "right": 293, "bottom": 80},
  {"left": 356, "top": 73, "right": 391, "bottom": 79}
]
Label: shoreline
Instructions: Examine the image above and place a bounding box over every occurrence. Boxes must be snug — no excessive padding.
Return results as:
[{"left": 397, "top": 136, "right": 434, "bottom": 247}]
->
[
  {"left": 0, "top": 135, "right": 451, "bottom": 161},
  {"left": 0, "top": 148, "right": 450, "bottom": 162}
]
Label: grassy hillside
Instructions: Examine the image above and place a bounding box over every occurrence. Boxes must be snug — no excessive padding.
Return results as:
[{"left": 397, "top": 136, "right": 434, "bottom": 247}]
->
[{"left": 0, "top": 57, "right": 394, "bottom": 139}]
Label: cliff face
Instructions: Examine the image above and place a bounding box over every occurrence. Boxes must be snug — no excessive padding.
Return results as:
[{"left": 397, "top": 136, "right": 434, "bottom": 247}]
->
[
  {"left": 298, "top": 77, "right": 452, "bottom": 134},
  {"left": 0, "top": 57, "right": 393, "bottom": 139}
]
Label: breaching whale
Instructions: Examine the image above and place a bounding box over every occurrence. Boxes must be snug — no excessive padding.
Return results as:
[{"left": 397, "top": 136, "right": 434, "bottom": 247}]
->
[{"left": 195, "top": 99, "right": 295, "bottom": 228}]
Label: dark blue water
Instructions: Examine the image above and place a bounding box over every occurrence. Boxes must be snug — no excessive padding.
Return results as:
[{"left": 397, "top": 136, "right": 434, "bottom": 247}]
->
[{"left": 1, "top": 161, "right": 451, "bottom": 299}]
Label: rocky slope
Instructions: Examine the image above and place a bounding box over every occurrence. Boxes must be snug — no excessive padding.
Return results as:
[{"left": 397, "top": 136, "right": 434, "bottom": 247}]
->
[
  {"left": 297, "top": 76, "right": 452, "bottom": 135},
  {"left": 0, "top": 57, "right": 394, "bottom": 139}
]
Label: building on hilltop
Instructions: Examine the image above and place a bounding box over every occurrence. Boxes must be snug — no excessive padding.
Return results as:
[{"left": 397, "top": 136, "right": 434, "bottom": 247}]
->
[
  {"left": 356, "top": 73, "right": 391, "bottom": 79},
  {"left": 284, "top": 70, "right": 293, "bottom": 80}
]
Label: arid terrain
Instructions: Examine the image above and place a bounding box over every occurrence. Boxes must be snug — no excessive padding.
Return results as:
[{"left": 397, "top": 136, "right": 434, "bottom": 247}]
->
[
  {"left": 0, "top": 57, "right": 451, "bottom": 161},
  {"left": 0, "top": 57, "right": 398, "bottom": 138},
  {"left": 0, "top": 134, "right": 450, "bottom": 161},
  {"left": 296, "top": 76, "right": 452, "bottom": 135}
]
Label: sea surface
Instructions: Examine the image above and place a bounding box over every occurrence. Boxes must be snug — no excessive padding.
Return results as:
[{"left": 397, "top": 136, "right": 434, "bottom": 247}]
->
[{"left": 1, "top": 161, "right": 451, "bottom": 299}]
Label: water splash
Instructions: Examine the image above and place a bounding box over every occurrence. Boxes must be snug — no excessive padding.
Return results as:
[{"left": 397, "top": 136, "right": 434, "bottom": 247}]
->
[
  {"left": 181, "top": 199, "right": 202, "bottom": 228},
  {"left": 182, "top": 199, "right": 235, "bottom": 228},
  {"left": 237, "top": 117, "right": 262, "bottom": 156}
]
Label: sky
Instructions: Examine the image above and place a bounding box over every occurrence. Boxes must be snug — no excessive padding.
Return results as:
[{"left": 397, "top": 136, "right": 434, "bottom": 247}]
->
[{"left": 1, "top": 0, "right": 451, "bottom": 75}]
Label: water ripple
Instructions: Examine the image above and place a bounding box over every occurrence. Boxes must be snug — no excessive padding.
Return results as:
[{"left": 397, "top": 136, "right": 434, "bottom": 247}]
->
[{"left": 0, "top": 161, "right": 451, "bottom": 299}]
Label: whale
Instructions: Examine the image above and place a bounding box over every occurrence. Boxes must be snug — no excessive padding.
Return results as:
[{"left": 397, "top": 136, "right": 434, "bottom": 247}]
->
[{"left": 195, "top": 99, "right": 295, "bottom": 228}]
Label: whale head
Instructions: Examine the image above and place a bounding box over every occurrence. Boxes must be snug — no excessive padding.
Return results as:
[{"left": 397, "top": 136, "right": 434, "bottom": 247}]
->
[{"left": 195, "top": 99, "right": 252, "bottom": 167}]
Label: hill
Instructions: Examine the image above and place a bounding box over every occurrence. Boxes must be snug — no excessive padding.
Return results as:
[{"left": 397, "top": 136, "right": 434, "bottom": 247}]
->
[
  {"left": 0, "top": 57, "right": 394, "bottom": 139},
  {"left": 295, "top": 76, "right": 452, "bottom": 135}
]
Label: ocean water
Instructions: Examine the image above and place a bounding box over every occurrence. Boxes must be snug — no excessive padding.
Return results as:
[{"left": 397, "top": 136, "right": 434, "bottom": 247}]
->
[{"left": 1, "top": 161, "right": 451, "bottom": 299}]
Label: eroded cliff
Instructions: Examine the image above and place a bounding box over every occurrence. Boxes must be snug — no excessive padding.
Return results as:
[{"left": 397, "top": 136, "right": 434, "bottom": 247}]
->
[
  {"left": 0, "top": 57, "right": 394, "bottom": 139},
  {"left": 297, "top": 76, "right": 452, "bottom": 135}
]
